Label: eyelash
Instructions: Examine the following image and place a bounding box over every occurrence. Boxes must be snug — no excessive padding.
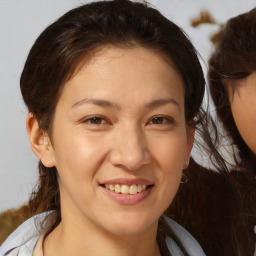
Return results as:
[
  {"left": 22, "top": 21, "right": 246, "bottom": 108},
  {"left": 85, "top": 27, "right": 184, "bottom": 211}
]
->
[
  {"left": 82, "top": 116, "right": 110, "bottom": 125},
  {"left": 147, "top": 115, "right": 174, "bottom": 125},
  {"left": 81, "top": 115, "right": 174, "bottom": 126}
]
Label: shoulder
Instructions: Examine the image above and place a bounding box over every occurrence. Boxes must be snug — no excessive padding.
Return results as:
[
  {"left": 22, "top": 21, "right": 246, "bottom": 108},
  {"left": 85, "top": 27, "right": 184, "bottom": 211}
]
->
[
  {"left": 0, "top": 212, "right": 49, "bottom": 256},
  {"left": 164, "top": 216, "right": 206, "bottom": 256}
]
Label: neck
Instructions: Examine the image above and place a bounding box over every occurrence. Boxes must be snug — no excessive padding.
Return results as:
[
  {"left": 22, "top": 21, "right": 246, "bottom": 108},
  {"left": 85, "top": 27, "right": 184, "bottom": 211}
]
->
[{"left": 43, "top": 214, "right": 161, "bottom": 256}]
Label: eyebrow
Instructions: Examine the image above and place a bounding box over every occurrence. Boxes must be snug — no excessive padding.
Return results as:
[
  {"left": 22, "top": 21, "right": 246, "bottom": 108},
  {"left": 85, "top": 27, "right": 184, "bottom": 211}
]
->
[
  {"left": 72, "top": 98, "right": 121, "bottom": 110},
  {"left": 72, "top": 98, "right": 180, "bottom": 111},
  {"left": 145, "top": 98, "right": 180, "bottom": 111}
]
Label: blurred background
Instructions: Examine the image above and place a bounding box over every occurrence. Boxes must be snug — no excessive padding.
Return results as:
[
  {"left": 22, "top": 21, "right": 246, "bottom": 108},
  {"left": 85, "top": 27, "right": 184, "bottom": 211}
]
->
[{"left": 0, "top": 0, "right": 255, "bottom": 212}]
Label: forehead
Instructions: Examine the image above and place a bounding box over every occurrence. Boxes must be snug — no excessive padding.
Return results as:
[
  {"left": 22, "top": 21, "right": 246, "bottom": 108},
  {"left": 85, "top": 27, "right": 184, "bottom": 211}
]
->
[
  {"left": 71, "top": 45, "right": 180, "bottom": 81},
  {"left": 225, "top": 71, "right": 256, "bottom": 97},
  {"left": 60, "top": 46, "right": 185, "bottom": 108}
]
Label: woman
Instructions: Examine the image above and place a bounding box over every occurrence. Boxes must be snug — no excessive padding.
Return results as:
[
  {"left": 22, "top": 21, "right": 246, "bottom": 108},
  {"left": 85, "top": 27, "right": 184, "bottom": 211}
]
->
[
  {"left": 165, "top": 8, "right": 256, "bottom": 256},
  {"left": 209, "top": 8, "right": 256, "bottom": 171},
  {"left": 0, "top": 0, "right": 214, "bottom": 255},
  {"left": 208, "top": 7, "right": 256, "bottom": 255}
]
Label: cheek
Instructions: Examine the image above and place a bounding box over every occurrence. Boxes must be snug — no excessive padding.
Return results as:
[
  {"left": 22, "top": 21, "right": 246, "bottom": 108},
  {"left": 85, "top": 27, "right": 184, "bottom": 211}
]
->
[
  {"left": 228, "top": 81, "right": 256, "bottom": 124},
  {"left": 230, "top": 99, "right": 244, "bottom": 127},
  {"left": 52, "top": 131, "right": 111, "bottom": 212},
  {"left": 230, "top": 91, "right": 256, "bottom": 152},
  {"left": 53, "top": 129, "right": 107, "bottom": 182},
  {"left": 153, "top": 133, "right": 187, "bottom": 160},
  {"left": 154, "top": 136, "right": 186, "bottom": 208},
  {"left": 149, "top": 132, "right": 187, "bottom": 179}
]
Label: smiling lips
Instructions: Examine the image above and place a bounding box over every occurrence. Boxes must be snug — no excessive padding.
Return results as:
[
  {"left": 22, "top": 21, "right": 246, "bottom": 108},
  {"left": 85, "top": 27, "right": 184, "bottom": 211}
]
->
[
  {"left": 105, "top": 184, "right": 148, "bottom": 195},
  {"left": 101, "top": 180, "right": 153, "bottom": 205}
]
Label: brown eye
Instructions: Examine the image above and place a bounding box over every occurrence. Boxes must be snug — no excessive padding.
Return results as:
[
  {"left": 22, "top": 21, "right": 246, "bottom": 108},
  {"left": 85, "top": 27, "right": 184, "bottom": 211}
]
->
[
  {"left": 84, "top": 116, "right": 108, "bottom": 125},
  {"left": 149, "top": 116, "right": 173, "bottom": 125},
  {"left": 89, "top": 117, "right": 103, "bottom": 124},
  {"left": 152, "top": 117, "right": 164, "bottom": 124}
]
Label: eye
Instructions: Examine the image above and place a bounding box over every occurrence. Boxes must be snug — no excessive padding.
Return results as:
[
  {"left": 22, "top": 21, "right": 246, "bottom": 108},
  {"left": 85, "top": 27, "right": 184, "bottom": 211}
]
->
[
  {"left": 148, "top": 116, "right": 174, "bottom": 125},
  {"left": 82, "top": 116, "right": 109, "bottom": 125}
]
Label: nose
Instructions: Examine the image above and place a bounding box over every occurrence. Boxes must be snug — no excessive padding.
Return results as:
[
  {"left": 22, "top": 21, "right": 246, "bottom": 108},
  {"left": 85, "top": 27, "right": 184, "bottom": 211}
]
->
[{"left": 109, "top": 125, "right": 151, "bottom": 171}]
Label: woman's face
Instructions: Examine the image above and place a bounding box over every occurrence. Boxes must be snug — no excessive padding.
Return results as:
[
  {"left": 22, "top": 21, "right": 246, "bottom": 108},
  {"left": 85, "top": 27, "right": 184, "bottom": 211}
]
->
[
  {"left": 43, "top": 47, "right": 194, "bottom": 236},
  {"left": 226, "top": 71, "right": 256, "bottom": 154}
]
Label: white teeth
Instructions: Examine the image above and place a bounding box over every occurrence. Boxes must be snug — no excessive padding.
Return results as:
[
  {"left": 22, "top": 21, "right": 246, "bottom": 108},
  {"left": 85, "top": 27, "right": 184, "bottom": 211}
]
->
[
  {"left": 129, "top": 185, "right": 137, "bottom": 195},
  {"left": 104, "top": 184, "right": 149, "bottom": 194},
  {"left": 121, "top": 185, "right": 129, "bottom": 194},
  {"left": 114, "top": 184, "right": 121, "bottom": 193}
]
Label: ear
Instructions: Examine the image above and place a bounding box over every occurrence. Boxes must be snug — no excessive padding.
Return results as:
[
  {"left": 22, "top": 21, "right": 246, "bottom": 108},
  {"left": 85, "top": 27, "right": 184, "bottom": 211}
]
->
[
  {"left": 183, "top": 126, "right": 195, "bottom": 170},
  {"left": 26, "top": 113, "right": 55, "bottom": 167}
]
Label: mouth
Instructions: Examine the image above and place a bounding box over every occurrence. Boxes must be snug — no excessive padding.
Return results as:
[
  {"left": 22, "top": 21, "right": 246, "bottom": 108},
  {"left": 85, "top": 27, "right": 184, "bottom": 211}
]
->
[
  {"left": 101, "top": 184, "right": 153, "bottom": 195},
  {"left": 99, "top": 180, "right": 154, "bottom": 205}
]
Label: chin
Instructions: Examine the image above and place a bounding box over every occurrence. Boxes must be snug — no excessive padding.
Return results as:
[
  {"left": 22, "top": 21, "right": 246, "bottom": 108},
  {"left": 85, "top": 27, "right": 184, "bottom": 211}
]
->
[{"left": 103, "top": 212, "right": 158, "bottom": 236}]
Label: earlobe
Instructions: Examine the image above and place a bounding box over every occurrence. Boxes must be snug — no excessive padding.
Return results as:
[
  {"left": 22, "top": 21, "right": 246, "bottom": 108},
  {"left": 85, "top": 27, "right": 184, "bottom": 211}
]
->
[
  {"left": 183, "top": 158, "right": 190, "bottom": 170},
  {"left": 183, "top": 126, "right": 195, "bottom": 169},
  {"left": 26, "top": 113, "right": 55, "bottom": 167}
]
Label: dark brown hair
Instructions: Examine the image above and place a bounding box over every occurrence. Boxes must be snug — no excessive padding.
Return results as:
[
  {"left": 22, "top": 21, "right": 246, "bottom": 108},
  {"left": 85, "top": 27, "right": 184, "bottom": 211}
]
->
[
  {"left": 21, "top": 0, "right": 209, "bottom": 254},
  {"left": 208, "top": 8, "right": 256, "bottom": 175},
  {"left": 207, "top": 10, "right": 256, "bottom": 255}
]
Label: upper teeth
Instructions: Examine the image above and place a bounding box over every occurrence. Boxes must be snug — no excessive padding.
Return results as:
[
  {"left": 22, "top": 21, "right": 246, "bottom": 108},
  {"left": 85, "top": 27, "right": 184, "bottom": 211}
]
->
[{"left": 105, "top": 184, "right": 147, "bottom": 194}]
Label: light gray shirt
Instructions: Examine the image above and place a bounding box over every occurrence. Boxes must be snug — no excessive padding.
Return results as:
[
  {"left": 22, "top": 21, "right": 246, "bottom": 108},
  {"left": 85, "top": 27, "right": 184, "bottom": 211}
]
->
[{"left": 0, "top": 213, "right": 206, "bottom": 256}]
